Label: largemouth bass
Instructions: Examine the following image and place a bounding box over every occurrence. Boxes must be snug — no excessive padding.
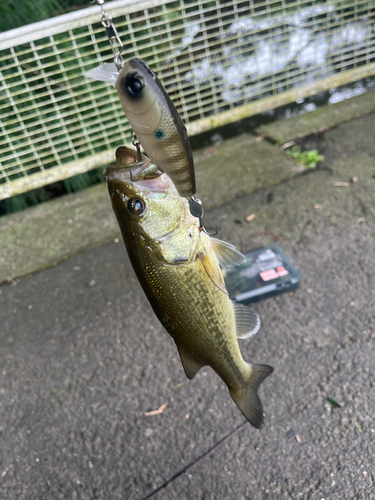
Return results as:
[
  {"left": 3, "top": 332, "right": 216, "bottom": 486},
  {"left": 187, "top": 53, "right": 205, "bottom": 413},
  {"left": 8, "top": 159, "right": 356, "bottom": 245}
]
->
[
  {"left": 105, "top": 152, "right": 273, "bottom": 428},
  {"left": 86, "top": 58, "right": 195, "bottom": 199}
]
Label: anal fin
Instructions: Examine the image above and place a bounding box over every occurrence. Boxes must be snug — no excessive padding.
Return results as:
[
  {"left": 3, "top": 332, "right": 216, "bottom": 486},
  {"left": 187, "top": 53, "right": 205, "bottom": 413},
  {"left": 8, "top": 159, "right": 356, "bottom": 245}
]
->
[
  {"left": 177, "top": 345, "right": 205, "bottom": 380},
  {"left": 232, "top": 302, "right": 261, "bottom": 339}
]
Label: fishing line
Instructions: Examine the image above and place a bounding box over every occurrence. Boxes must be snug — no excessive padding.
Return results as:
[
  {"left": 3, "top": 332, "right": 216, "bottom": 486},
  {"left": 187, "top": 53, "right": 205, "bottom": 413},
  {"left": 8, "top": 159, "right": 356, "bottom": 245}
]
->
[
  {"left": 149, "top": 0, "right": 183, "bottom": 116},
  {"left": 140, "top": 420, "right": 248, "bottom": 500},
  {"left": 93, "top": 0, "right": 183, "bottom": 122}
]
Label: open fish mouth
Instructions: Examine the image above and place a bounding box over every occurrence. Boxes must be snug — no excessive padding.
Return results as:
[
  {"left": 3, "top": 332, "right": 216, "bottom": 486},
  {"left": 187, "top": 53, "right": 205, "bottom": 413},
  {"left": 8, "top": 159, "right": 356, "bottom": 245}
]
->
[
  {"left": 105, "top": 162, "right": 172, "bottom": 194},
  {"left": 104, "top": 162, "right": 140, "bottom": 178}
]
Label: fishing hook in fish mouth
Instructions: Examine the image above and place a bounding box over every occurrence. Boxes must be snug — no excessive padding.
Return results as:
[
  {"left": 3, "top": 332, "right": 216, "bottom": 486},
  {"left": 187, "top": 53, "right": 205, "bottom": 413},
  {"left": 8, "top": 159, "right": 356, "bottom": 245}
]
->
[{"left": 189, "top": 196, "right": 218, "bottom": 236}]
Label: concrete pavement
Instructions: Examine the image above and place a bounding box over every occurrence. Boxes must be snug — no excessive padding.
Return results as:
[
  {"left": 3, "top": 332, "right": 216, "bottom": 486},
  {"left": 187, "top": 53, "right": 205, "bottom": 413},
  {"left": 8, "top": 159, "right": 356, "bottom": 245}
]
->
[{"left": 0, "top": 93, "right": 375, "bottom": 499}]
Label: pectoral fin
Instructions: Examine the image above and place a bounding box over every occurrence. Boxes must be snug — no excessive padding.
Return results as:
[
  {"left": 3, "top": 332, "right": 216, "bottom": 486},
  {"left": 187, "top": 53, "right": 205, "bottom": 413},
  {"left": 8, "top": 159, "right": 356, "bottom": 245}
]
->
[
  {"left": 177, "top": 345, "right": 205, "bottom": 380},
  {"left": 198, "top": 252, "right": 228, "bottom": 294},
  {"left": 232, "top": 302, "right": 261, "bottom": 338},
  {"left": 211, "top": 238, "right": 246, "bottom": 268}
]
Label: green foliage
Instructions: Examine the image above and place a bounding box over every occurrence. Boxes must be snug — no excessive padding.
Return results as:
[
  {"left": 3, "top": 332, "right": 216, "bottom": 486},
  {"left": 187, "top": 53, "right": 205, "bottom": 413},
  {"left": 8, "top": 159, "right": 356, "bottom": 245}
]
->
[
  {"left": 258, "top": 125, "right": 270, "bottom": 135},
  {"left": 0, "top": 0, "right": 61, "bottom": 31},
  {"left": 0, "top": 0, "right": 102, "bottom": 32},
  {"left": 0, "top": 0, "right": 111, "bottom": 216},
  {"left": 286, "top": 145, "right": 324, "bottom": 169},
  {"left": 326, "top": 397, "right": 341, "bottom": 409},
  {"left": 63, "top": 168, "right": 106, "bottom": 194},
  {"left": 0, "top": 167, "right": 106, "bottom": 216},
  {"left": 0, "top": 189, "right": 48, "bottom": 215}
]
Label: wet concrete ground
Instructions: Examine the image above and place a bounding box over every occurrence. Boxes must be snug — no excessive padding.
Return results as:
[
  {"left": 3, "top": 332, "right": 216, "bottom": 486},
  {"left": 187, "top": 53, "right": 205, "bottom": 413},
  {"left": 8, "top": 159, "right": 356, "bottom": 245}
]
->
[{"left": 1, "top": 106, "right": 374, "bottom": 499}]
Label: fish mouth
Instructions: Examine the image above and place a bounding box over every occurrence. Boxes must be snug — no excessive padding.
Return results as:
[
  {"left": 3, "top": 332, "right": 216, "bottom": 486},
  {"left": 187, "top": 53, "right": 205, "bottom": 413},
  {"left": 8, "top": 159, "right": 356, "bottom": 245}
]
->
[
  {"left": 105, "top": 163, "right": 172, "bottom": 195},
  {"left": 105, "top": 163, "right": 139, "bottom": 198},
  {"left": 104, "top": 162, "right": 141, "bottom": 178}
]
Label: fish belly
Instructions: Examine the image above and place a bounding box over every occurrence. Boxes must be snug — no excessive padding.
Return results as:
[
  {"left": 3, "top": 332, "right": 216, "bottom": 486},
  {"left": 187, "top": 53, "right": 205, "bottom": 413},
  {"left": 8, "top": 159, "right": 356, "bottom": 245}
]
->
[
  {"left": 127, "top": 247, "right": 272, "bottom": 429},
  {"left": 132, "top": 253, "right": 249, "bottom": 391}
]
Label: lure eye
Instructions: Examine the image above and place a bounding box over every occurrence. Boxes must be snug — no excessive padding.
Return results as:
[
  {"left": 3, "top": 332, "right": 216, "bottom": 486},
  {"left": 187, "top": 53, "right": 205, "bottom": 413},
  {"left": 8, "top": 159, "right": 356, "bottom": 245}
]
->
[
  {"left": 128, "top": 197, "right": 145, "bottom": 216},
  {"left": 126, "top": 74, "right": 143, "bottom": 96}
]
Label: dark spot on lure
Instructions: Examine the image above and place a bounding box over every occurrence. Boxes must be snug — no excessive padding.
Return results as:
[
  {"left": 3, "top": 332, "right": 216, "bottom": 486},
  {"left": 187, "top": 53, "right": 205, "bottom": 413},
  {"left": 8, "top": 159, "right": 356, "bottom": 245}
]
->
[
  {"left": 154, "top": 130, "right": 164, "bottom": 140},
  {"left": 124, "top": 73, "right": 143, "bottom": 97}
]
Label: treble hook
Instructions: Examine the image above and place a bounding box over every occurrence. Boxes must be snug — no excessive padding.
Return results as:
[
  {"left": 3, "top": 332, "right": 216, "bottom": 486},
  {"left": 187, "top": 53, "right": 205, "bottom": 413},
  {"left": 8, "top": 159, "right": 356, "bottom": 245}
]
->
[
  {"left": 199, "top": 223, "right": 218, "bottom": 237},
  {"left": 188, "top": 196, "right": 218, "bottom": 236}
]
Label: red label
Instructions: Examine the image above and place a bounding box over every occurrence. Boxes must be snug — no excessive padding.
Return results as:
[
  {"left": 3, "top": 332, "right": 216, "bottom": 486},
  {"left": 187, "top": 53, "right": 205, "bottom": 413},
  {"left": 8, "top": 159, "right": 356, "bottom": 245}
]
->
[
  {"left": 259, "top": 269, "right": 279, "bottom": 281},
  {"left": 259, "top": 266, "right": 289, "bottom": 281}
]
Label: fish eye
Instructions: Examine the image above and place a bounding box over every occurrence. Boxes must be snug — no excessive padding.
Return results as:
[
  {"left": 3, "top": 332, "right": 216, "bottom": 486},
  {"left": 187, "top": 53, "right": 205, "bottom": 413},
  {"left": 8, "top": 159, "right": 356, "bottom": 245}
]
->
[
  {"left": 128, "top": 197, "right": 145, "bottom": 215},
  {"left": 126, "top": 74, "right": 143, "bottom": 96}
]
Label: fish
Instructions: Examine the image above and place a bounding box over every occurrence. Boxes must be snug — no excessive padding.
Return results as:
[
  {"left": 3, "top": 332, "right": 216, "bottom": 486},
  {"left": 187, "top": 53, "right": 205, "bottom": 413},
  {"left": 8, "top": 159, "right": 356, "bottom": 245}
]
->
[
  {"left": 85, "top": 58, "right": 195, "bottom": 199},
  {"left": 105, "top": 152, "right": 273, "bottom": 428}
]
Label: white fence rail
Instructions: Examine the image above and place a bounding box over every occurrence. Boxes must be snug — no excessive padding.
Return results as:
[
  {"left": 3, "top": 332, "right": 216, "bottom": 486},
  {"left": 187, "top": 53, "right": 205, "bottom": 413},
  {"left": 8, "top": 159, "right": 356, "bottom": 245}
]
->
[{"left": 1, "top": 0, "right": 374, "bottom": 199}]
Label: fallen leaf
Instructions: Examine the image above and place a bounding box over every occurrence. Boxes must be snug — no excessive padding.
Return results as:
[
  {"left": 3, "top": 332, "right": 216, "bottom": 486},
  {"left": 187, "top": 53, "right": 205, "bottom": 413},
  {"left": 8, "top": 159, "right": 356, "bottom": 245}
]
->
[
  {"left": 327, "top": 397, "right": 341, "bottom": 408},
  {"left": 144, "top": 402, "right": 168, "bottom": 417},
  {"left": 253, "top": 230, "right": 284, "bottom": 242},
  {"left": 327, "top": 219, "right": 340, "bottom": 227},
  {"left": 333, "top": 181, "right": 350, "bottom": 187},
  {"left": 246, "top": 213, "right": 256, "bottom": 222},
  {"left": 280, "top": 140, "right": 295, "bottom": 150}
]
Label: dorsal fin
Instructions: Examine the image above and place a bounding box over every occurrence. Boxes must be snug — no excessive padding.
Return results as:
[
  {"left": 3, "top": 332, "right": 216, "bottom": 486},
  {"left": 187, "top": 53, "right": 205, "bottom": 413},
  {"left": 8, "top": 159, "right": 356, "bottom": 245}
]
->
[
  {"left": 176, "top": 345, "right": 205, "bottom": 380},
  {"left": 211, "top": 238, "right": 246, "bottom": 268},
  {"left": 85, "top": 62, "right": 119, "bottom": 87},
  {"left": 232, "top": 302, "right": 261, "bottom": 338},
  {"left": 198, "top": 252, "right": 228, "bottom": 294}
]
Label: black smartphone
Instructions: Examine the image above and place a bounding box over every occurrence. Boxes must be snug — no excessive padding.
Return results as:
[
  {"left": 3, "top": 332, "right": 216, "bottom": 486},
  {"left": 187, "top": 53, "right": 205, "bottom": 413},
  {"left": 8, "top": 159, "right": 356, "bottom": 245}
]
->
[{"left": 223, "top": 245, "right": 300, "bottom": 304}]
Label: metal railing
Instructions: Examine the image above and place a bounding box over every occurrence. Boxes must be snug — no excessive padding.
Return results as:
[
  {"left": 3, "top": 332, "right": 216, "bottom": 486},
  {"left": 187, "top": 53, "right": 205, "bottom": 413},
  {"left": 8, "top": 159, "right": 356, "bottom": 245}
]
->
[{"left": 1, "top": 0, "right": 374, "bottom": 199}]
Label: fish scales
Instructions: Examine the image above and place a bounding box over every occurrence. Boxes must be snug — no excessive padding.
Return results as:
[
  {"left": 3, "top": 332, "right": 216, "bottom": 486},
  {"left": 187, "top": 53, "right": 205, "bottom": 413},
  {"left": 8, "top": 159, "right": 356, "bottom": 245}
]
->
[
  {"left": 127, "top": 242, "right": 248, "bottom": 398},
  {"left": 106, "top": 159, "right": 273, "bottom": 428}
]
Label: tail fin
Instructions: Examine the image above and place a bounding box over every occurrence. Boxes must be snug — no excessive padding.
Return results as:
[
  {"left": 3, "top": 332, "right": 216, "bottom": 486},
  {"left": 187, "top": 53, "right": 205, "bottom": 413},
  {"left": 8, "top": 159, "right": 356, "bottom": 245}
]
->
[{"left": 230, "top": 363, "right": 273, "bottom": 429}]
